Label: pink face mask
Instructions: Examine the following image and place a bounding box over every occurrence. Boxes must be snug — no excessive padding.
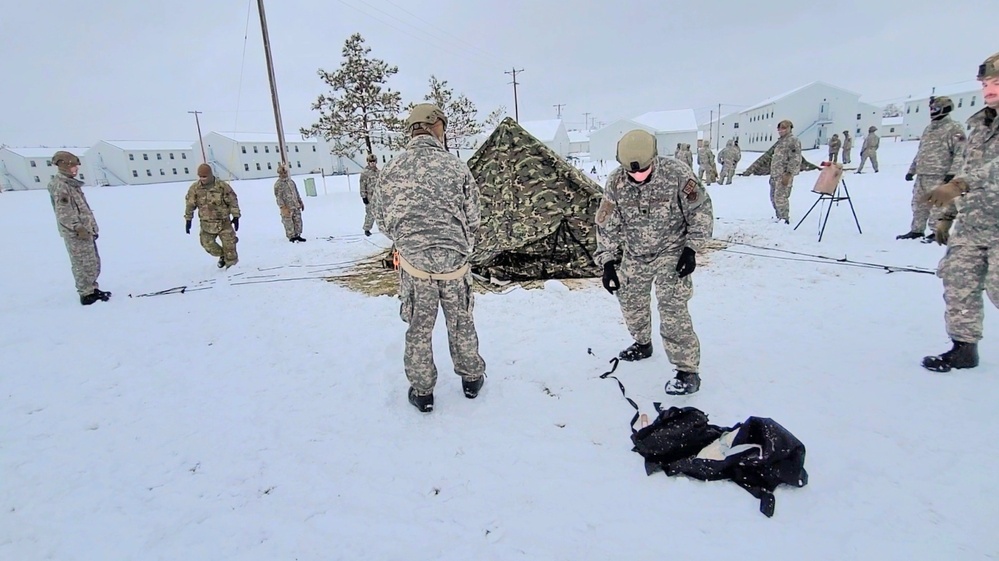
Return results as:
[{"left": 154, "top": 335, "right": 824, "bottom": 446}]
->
[{"left": 627, "top": 166, "right": 653, "bottom": 182}]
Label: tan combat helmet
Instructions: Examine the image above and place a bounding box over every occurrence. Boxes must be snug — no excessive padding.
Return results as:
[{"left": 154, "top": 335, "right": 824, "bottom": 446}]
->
[
  {"left": 407, "top": 103, "right": 447, "bottom": 130},
  {"left": 277, "top": 162, "right": 288, "bottom": 176},
  {"left": 52, "top": 150, "right": 80, "bottom": 167},
  {"left": 978, "top": 52, "right": 999, "bottom": 80},
  {"left": 778, "top": 119, "right": 793, "bottom": 130},
  {"left": 616, "top": 130, "right": 657, "bottom": 171},
  {"left": 366, "top": 153, "right": 377, "bottom": 164},
  {"left": 869, "top": 125, "right": 878, "bottom": 132},
  {"left": 930, "top": 96, "right": 954, "bottom": 116}
]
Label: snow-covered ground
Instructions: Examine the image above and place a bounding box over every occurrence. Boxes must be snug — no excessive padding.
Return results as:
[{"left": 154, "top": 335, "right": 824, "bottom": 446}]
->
[{"left": 3, "top": 141, "right": 997, "bottom": 560}]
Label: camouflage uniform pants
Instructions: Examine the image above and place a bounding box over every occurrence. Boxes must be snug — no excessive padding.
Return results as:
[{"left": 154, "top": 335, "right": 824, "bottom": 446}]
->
[
  {"left": 617, "top": 253, "right": 700, "bottom": 372},
  {"left": 910, "top": 175, "right": 944, "bottom": 233},
  {"left": 199, "top": 222, "right": 238, "bottom": 265},
  {"left": 828, "top": 150, "right": 838, "bottom": 163},
  {"left": 769, "top": 175, "right": 794, "bottom": 221},
  {"left": 938, "top": 244, "right": 999, "bottom": 343},
  {"left": 719, "top": 163, "right": 736, "bottom": 185},
  {"left": 857, "top": 151, "right": 878, "bottom": 172},
  {"left": 842, "top": 148, "right": 851, "bottom": 164},
  {"left": 281, "top": 208, "right": 303, "bottom": 239},
  {"left": 398, "top": 269, "right": 486, "bottom": 395},
  {"left": 363, "top": 203, "right": 376, "bottom": 232},
  {"left": 62, "top": 235, "right": 101, "bottom": 296}
]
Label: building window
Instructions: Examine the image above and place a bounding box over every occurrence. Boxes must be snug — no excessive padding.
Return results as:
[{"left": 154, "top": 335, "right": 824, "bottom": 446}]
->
[
  {"left": 156, "top": 153, "right": 162, "bottom": 160},
  {"left": 143, "top": 153, "right": 149, "bottom": 160},
  {"left": 183, "top": 167, "right": 189, "bottom": 174},
  {"left": 172, "top": 168, "right": 177, "bottom": 175},
  {"left": 856, "top": 128, "right": 861, "bottom": 135},
  {"left": 915, "top": 106, "right": 919, "bottom": 113},
  {"left": 267, "top": 162, "right": 272, "bottom": 169},
  {"left": 312, "top": 146, "right": 316, "bottom": 152},
  {"left": 34, "top": 176, "right": 40, "bottom": 183},
  {"left": 958, "top": 98, "right": 964, "bottom": 108},
  {"left": 971, "top": 97, "right": 977, "bottom": 106},
  {"left": 169, "top": 153, "right": 175, "bottom": 159},
  {"left": 253, "top": 146, "right": 258, "bottom": 153},
  {"left": 132, "top": 170, "right": 138, "bottom": 177},
  {"left": 241, "top": 146, "right": 247, "bottom": 154},
  {"left": 733, "top": 122, "right": 739, "bottom": 129},
  {"left": 856, "top": 113, "right": 861, "bottom": 120},
  {"left": 907, "top": 106, "right": 911, "bottom": 114},
  {"left": 159, "top": 169, "right": 165, "bottom": 176},
  {"left": 294, "top": 146, "right": 299, "bottom": 152},
  {"left": 244, "top": 164, "right": 249, "bottom": 171},
  {"left": 182, "top": 153, "right": 187, "bottom": 159},
  {"left": 256, "top": 163, "right": 261, "bottom": 170},
  {"left": 46, "top": 160, "right": 52, "bottom": 166},
  {"left": 265, "top": 146, "right": 270, "bottom": 153},
  {"left": 146, "top": 170, "right": 152, "bottom": 176},
  {"left": 296, "top": 161, "right": 301, "bottom": 168},
  {"left": 79, "top": 174, "right": 84, "bottom": 180},
  {"left": 30, "top": 161, "right": 36, "bottom": 167}
]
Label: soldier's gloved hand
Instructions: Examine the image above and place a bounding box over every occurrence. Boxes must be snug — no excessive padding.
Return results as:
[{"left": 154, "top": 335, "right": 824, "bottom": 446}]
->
[
  {"left": 185, "top": 220, "right": 192, "bottom": 234},
  {"left": 781, "top": 173, "right": 792, "bottom": 187},
  {"left": 601, "top": 261, "right": 620, "bottom": 294},
  {"left": 905, "top": 173, "right": 914, "bottom": 181},
  {"left": 75, "top": 226, "right": 90, "bottom": 240},
  {"left": 675, "top": 247, "right": 696, "bottom": 278},
  {"left": 935, "top": 219, "right": 953, "bottom": 245},
  {"left": 232, "top": 217, "right": 240, "bottom": 231},
  {"left": 925, "top": 179, "right": 966, "bottom": 207},
  {"left": 362, "top": 197, "right": 369, "bottom": 205},
  {"left": 943, "top": 174, "right": 955, "bottom": 183}
]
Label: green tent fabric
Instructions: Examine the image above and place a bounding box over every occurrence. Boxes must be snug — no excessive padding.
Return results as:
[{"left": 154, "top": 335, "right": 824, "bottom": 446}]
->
[
  {"left": 466, "top": 117, "right": 603, "bottom": 281},
  {"left": 740, "top": 141, "right": 821, "bottom": 176}
]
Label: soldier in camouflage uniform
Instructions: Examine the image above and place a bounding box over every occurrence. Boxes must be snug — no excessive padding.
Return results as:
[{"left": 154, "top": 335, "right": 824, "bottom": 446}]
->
[
  {"left": 377, "top": 103, "right": 486, "bottom": 412},
  {"left": 360, "top": 153, "right": 379, "bottom": 236},
  {"left": 184, "top": 163, "right": 241, "bottom": 268},
  {"left": 856, "top": 126, "right": 880, "bottom": 173},
  {"left": 828, "top": 134, "right": 842, "bottom": 164},
  {"left": 769, "top": 120, "right": 802, "bottom": 223},
  {"left": 47, "top": 151, "right": 110, "bottom": 305},
  {"left": 595, "top": 130, "right": 714, "bottom": 395},
  {"left": 274, "top": 163, "right": 306, "bottom": 242},
  {"left": 718, "top": 139, "right": 741, "bottom": 185},
  {"left": 841, "top": 130, "right": 853, "bottom": 164},
  {"left": 697, "top": 140, "right": 718, "bottom": 185},
  {"left": 678, "top": 143, "right": 694, "bottom": 169},
  {"left": 922, "top": 52, "right": 999, "bottom": 373},
  {"left": 897, "top": 96, "right": 966, "bottom": 241}
]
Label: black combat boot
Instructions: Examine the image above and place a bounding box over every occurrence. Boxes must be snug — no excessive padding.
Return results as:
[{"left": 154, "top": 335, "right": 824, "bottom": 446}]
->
[
  {"left": 294, "top": 236, "right": 307, "bottom": 242},
  {"left": 217, "top": 256, "right": 226, "bottom": 269},
  {"left": 80, "top": 292, "right": 101, "bottom": 306},
  {"left": 93, "top": 289, "right": 111, "bottom": 301},
  {"left": 364, "top": 230, "right": 372, "bottom": 237},
  {"left": 896, "top": 231, "right": 924, "bottom": 240},
  {"left": 921, "top": 233, "right": 936, "bottom": 244},
  {"left": 619, "top": 341, "right": 653, "bottom": 361},
  {"left": 462, "top": 376, "right": 485, "bottom": 399},
  {"left": 408, "top": 387, "right": 434, "bottom": 412},
  {"left": 665, "top": 371, "right": 701, "bottom": 395},
  {"left": 922, "top": 340, "right": 979, "bottom": 372}
]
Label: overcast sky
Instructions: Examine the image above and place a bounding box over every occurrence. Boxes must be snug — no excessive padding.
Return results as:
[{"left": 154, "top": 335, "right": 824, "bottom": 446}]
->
[{"left": 1, "top": 0, "right": 994, "bottom": 147}]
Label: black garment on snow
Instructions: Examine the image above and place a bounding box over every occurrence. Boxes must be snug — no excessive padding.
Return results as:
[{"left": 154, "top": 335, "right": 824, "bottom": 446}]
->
[{"left": 631, "top": 406, "right": 807, "bottom": 517}]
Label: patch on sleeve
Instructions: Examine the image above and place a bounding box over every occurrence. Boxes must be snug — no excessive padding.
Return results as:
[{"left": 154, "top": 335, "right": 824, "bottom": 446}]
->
[
  {"left": 595, "top": 199, "right": 615, "bottom": 227},
  {"left": 682, "top": 179, "right": 699, "bottom": 202}
]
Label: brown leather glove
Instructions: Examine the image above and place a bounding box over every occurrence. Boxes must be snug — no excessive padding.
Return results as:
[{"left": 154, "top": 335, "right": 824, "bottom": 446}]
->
[
  {"left": 781, "top": 173, "right": 792, "bottom": 187},
  {"left": 75, "top": 226, "right": 90, "bottom": 239},
  {"left": 926, "top": 179, "right": 967, "bottom": 207},
  {"left": 935, "top": 219, "right": 953, "bottom": 245},
  {"left": 279, "top": 206, "right": 290, "bottom": 217}
]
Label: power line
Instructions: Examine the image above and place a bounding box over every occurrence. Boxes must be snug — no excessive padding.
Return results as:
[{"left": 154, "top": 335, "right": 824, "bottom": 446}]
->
[{"left": 377, "top": 0, "right": 507, "bottom": 67}]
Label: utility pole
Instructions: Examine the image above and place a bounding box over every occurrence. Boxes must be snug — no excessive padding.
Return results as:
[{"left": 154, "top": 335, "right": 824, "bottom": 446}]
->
[
  {"left": 505, "top": 67, "right": 523, "bottom": 122},
  {"left": 257, "top": 0, "right": 288, "bottom": 166},
  {"left": 717, "top": 103, "right": 722, "bottom": 150},
  {"left": 708, "top": 109, "right": 713, "bottom": 147},
  {"left": 188, "top": 110, "right": 206, "bottom": 163},
  {"left": 583, "top": 112, "right": 591, "bottom": 130},
  {"left": 553, "top": 103, "right": 565, "bottom": 119}
]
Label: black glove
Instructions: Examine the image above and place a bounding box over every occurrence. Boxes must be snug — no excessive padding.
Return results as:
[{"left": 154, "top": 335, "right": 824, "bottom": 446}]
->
[
  {"left": 905, "top": 173, "right": 914, "bottom": 181},
  {"left": 362, "top": 197, "right": 369, "bottom": 205},
  {"left": 601, "top": 261, "right": 620, "bottom": 294},
  {"left": 185, "top": 219, "right": 192, "bottom": 234},
  {"left": 675, "top": 247, "right": 696, "bottom": 278},
  {"left": 232, "top": 217, "right": 239, "bottom": 231},
  {"left": 943, "top": 174, "right": 955, "bottom": 183}
]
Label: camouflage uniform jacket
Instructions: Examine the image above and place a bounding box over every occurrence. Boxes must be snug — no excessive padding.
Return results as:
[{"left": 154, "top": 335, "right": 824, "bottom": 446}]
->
[
  {"left": 842, "top": 134, "right": 853, "bottom": 151},
  {"left": 679, "top": 146, "right": 694, "bottom": 168},
  {"left": 697, "top": 145, "right": 715, "bottom": 166},
  {"left": 907, "top": 116, "right": 966, "bottom": 176},
  {"left": 719, "top": 142, "right": 740, "bottom": 165},
  {"left": 48, "top": 171, "right": 97, "bottom": 238},
  {"left": 770, "top": 134, "right": 802, "bottom": 177},
  {"left": 942, "top": 107, "right": 999, "bottom": 246},
  {"left": 594, "top": 156, "right": 714, "bottom": 267},
  {"left": 828, "top": 136, "right": 842, "bottom": 153},
  {"left": 273, "top": 177, "right": 302, "bottom": 209},
  {"left": 184, "top": 178, "right": 241, "bottom": 223},
  {"left": 359, "top": 166, "right": 378, "bottom": 201},
  {"left": 377, "top": 134, "right": 480, "bottom": 274},
  {"left": 861, "top": 132, "right": 880, "bottom": 154}
]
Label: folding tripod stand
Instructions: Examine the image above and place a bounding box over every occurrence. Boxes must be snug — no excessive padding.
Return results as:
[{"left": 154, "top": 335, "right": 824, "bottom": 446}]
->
[{"left": 793, "top": 165, "right": 862, "bottom": 242}]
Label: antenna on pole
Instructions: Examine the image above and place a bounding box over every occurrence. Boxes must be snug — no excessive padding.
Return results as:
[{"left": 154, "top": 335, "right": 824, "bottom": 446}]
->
[
  {"left": 554, "top": 103, "right": 565, "bottom": 119},
  {"left": 188, "top": 110, "right": 206, "bottom": 163},
  {"left": 505, "top": 67, "right": 523, "bottom": 122},
  {"left": 257, "top": 0, "right": 288, "bottom": 166}
]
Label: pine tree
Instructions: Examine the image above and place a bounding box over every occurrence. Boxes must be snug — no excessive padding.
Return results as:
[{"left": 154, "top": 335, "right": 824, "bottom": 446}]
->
[{"left": 300, "top": 34, "right": 404, "bottom": 158}]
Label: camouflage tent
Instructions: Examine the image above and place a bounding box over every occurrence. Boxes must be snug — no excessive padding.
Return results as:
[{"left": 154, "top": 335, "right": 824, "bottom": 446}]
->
[
  {"left": 466, "top": 117, "right": 603, "bottom": 281},
  {"left": 740, "top": 141, "right": 821, "bottom": 176}
]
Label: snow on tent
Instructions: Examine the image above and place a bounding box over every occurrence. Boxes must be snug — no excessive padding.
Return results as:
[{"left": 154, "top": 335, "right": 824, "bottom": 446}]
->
[
  {"left": 466, "top": 117, "right": 603, "bottom": 281},
  {"left": 740, "top": 141, "right": 821, "bottom": 176}
]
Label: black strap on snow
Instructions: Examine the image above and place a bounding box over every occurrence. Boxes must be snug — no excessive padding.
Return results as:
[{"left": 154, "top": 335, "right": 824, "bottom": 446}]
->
[{"left": 597, "top": 355, "right": 643, "bottom": 434}]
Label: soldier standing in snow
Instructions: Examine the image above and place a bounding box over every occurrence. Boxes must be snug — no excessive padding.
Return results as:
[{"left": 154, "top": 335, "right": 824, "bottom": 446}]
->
[
  {"left": 679, "top": 143, "right": 694, "bottom": 169},
  {"left": 841, "top": 130, "right": 853, "bottom": 164},
  {"left": 595, "top": 130, "right": 714, "bottom": 395},
  {"left": 896, "top": 96, "right": 966, "bottom": 242},
  {"left": 922, "top": 52, "right": 999, "bottom": 373},
  {"left": 377, "top": 104, "right": 486, "bottom": 412},
  {"left": 274, "top": 163, "right": 306, "bottom": 242},
  {"left": 828, "top": 133, "right": 842, "bottom": 164},
  {"left": 697, "top": 140, "right": 717, "bottom": 185},
  {"left": 769, "top": 120, "right": 802, "bottom": 224},
  {"left": 360, "top": 153, "right": 379, "bottom": 236},
  {"left": 184, "top": 163, "right": 241, "bottom": 269},
  {"left": 47, "top": 151, "right": 110, "bottom": 305},
  {"left": 856, "top": 125, "right": 880, "bottom": 173},
  {"left": 718, "top": 139, "right": 741, "bottom": 185}
]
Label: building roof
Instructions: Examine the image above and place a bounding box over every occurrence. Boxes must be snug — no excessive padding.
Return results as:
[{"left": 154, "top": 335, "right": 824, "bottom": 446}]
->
[
  {"left": 4, "top": 146, "right": 89, "bottom": 158},
  {"left": 882, "top": 116, "right": 904, "bottom": 126},
  {"left": 907, "top": 80, "right": 980, "bottom": 102},
  {"left": 743, "top": 81, "right": 861, "bottom": 112},
  {"left": 212, "top": 131, "right": 317, "bottom": 144},
  {"left": 519, "top": 120, "right": 563, "bottom": 142},
  {"left": 567, "top": 130, "right": 590, "bottom": 143},
  {"left": 102, "top": 140, "right": 194, "bottom": 151},
  {"left": 632, "top": 109, "right": 698, "bottom": 132}
]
